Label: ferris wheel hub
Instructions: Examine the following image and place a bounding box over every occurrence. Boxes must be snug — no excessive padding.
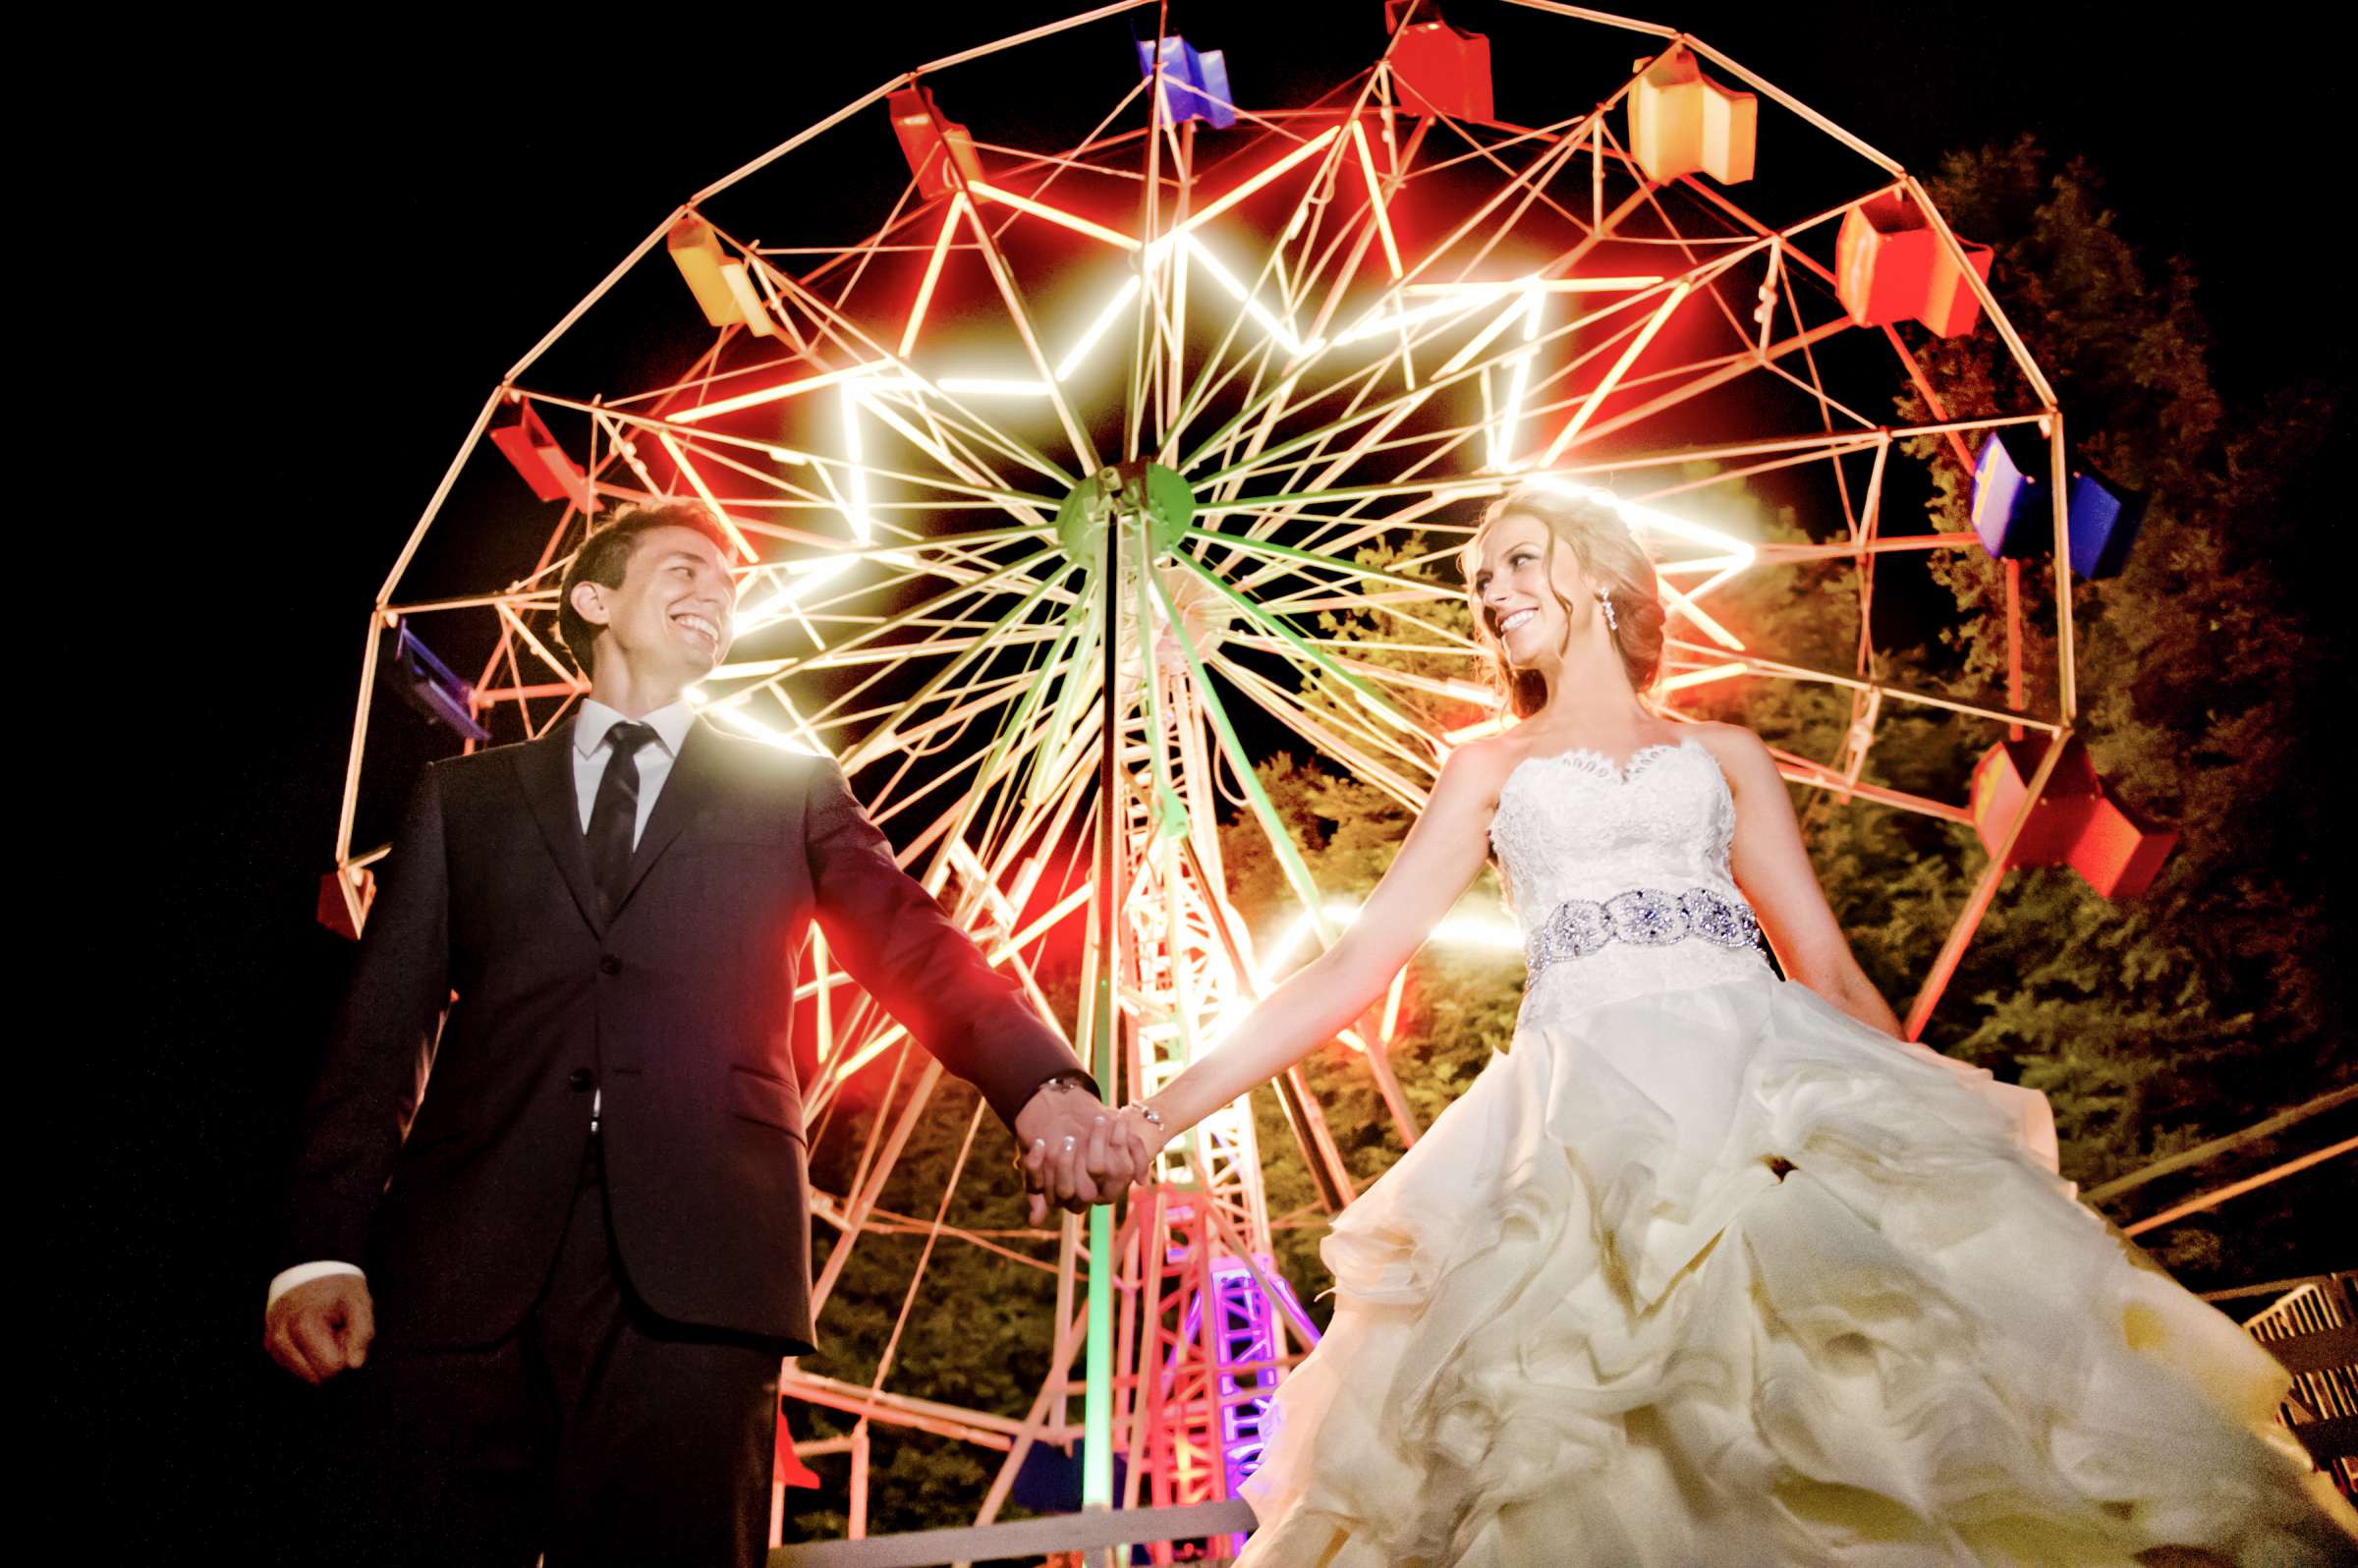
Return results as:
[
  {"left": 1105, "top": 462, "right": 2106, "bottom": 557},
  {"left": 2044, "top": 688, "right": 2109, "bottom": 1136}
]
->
[{"left": 1054, "top": 460, "right": 1194, "bottom": 566}]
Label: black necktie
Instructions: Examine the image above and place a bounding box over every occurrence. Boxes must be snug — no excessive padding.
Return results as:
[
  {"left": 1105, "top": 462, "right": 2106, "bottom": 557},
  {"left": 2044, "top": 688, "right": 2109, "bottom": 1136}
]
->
[{"left": 588, "top": 720, "right": 659, "bottom": 918}]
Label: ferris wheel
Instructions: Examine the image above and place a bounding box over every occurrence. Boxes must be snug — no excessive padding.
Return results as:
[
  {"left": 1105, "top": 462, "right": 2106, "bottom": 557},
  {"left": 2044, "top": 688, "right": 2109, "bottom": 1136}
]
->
[{"left": 325, "top": 1, "right": 2154, "bottom": 1552}]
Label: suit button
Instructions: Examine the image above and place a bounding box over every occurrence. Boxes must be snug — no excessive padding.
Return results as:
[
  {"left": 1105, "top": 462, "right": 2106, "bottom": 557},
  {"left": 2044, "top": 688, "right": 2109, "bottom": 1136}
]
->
[
  {"left": 569, "top": 1068, "right": 596, "bottom": 1092},
  {"left": 597, "top": 954, "right": 621, "bottom": 976}
]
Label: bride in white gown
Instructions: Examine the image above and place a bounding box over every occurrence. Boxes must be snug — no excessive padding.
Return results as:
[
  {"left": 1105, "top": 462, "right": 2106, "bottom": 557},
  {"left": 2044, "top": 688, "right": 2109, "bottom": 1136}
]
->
[{"left": 1110, "top": 486, "right": 2358, "bottom": 1566}]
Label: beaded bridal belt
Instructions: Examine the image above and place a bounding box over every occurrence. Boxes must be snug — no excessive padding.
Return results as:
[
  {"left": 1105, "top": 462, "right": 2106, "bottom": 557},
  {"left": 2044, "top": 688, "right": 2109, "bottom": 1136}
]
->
[{"left": 1525, "top": 887, "right": 1763, "bottom": 980}]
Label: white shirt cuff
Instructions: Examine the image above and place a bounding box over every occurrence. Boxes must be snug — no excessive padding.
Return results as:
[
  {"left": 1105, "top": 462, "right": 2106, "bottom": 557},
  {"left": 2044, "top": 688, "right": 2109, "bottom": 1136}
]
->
[{"left": 266, "top": 1260, "right": 365, "bottom": 1313}]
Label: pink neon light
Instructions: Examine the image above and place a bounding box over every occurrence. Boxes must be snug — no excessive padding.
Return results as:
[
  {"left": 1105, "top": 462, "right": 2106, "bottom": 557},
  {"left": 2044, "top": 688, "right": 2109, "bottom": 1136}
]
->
[
  {"left": 1348, "top": 122, "right": 1403, "bottom": 279},
  {"left": 967, "top": 181, "right": 1141, "bottom": 251},
  {"left": 1402, "top": 277, "right": 1663, "bottom": 295},
  {"left": 1180, "top": 126, "right": 1341, "bottom": 232},
  {"left": 669, "top": 364, "right": 874, "bottom": 426},
  {"left": 1539, "top": 279, "right": 1693, "bottom": 465},
  {"left": 1443, "top": 714, "right": 1511, "bottom": 744},
  {"left": 1657, "top": 661, "right": 1748, "bottom": 693},
  {"left": 1656, "top": 579, "right": 1744, "bottom": 648},
  {"left": 899, "top": 194, "right": 967, "bottom": 359},
  {"left": 1053, "top": 274, "right": 1144, "bottom": 381},
  {"left": 653, "top": 431, "right": 759, "bottom": 562}
]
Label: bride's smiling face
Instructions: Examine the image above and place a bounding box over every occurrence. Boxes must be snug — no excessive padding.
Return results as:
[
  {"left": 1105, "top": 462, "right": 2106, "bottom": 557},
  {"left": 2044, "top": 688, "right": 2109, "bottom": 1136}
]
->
[{"left": 1473, "top": 512, "right": 1592, "bottom": 671}]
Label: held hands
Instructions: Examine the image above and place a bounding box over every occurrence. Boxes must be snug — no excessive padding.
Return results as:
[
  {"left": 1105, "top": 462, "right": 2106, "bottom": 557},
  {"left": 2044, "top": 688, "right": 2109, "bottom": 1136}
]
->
[
  {"left": 263, "top": 1274, "right": 375, "bottom": 1384},
  {"left": 1115, "top": 1103, "right": 1171, "bottom": 1169},
  {"left": 1012, "top": 1082, "right": 1163, "bottom": 1225}
]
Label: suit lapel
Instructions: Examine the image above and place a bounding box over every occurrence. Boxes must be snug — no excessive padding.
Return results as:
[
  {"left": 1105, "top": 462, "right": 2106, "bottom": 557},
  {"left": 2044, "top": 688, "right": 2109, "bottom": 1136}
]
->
[
  {"left": 609, "top": 714, "right": 727, "bottom": 923},
  {"left": 515, "top": 716, "right": 608, "bottom": 938}
]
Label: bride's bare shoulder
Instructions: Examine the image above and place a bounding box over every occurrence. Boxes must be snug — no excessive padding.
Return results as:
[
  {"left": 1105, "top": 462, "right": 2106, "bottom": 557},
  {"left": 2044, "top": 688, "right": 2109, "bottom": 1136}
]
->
[
  {"left": 1682, "top": 721, "right": 1778, "bottom": 783},
  {"left": 1435, "top": 734, "right": 1527, "bottom": 803}
]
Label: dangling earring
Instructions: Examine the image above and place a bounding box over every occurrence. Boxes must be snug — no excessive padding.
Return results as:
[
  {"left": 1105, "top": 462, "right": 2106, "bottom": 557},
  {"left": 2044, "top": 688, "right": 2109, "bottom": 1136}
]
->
[{"left": 1598, "top": 589, "right": 1619, "bottom": 633}]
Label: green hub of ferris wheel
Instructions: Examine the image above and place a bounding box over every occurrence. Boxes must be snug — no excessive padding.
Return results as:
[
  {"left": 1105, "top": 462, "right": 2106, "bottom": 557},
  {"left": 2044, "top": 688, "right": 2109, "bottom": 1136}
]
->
[{"left": 1053, "top": 459, "right": 1193, "bottom": 566}]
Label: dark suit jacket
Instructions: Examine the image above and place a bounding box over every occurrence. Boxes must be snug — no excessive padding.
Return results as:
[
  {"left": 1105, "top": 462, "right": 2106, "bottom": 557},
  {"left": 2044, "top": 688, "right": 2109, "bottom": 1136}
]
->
[{"left": 282, "top": 714, "right": 1088, "bottom": 1352}]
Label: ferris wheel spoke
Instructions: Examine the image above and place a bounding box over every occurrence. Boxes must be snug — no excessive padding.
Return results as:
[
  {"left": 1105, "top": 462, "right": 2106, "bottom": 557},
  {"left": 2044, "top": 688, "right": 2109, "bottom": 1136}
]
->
[
  {"left": 577, "top": 385, "right": 1066, "bottom": 522},
  {"left": 943, "top": 693, "right": 1090, "bottom": 868},
  {"left": 1226, "top": 635, "right": 1488, "bottom": 710},
  {"left": 1554, "top": 311, "right": 1855, "bottom": 466},
  {"left": 1666, "top": 638, "right": 2058, "bottom": 732},
  {"left": 1207, "top": 279, "right": 1663, "bottom": 506},
  {"left": 1587, "top": 116, "right": 1749, "bottom": 292},
  {"left": 1158, "top": 313, "right": 1285, "bottom": 475},
  {"left": 1119, "top": 64, "right": 1177, "bottom": 466},
  {"left": 1386, "top": 115, "right": 1599, "bottom": 292},
  {"left": 1164, "top": 550, "right": 1425, "bottom": 742},
  {"left": 825, "top": 184, "right": 935, "bottom": 319},
  {"left": 741, "top": 243, "right": 1087, "bottom": 493},
  {"left": 758, "top": 546, "right": 1065, "bottom": 686},
  {"left": 933, "top": 184, "right": 1104, "bottom": 476},
  {"left": 1432, "top": 131, "right": 1599, "bottom": 285},
  {"left": 1177, "top": 527, "right": 1450, "bottom": 604},
  {"left": 1207, "top": 356, "right": 1429, "bottom": 535},
  {"left": 760, "top": 612, "right": 1051, "bottom": 683},
  {"left": 837, "top": 562, "right": 1081, "bottom": 773},
  {"left": 1147, "top": 576, "right": 1330, "bottom": 934},
  {"left": 1190, "top": 323, "right": 1521, "bottom": 492},
  {"left": 1755, "top": 352, "right": 1883, "bottom": 434},
  {"left": 1211, "top": 407, "right": 1475, "bottom": 579},
  {"left": 1209, "top": 637, "right": 1441, "bottom": 772},
  {"left": 588, "top": 429, "right": 823, "bottom": 535},
  {"left": 564, "top": 392, "right": 827, "bottom": 496},
  {"left": 1154, "top": 110, "right": 1386, "bottom": 445},
  {"left": 1208, "top": 653, "right": 1433, "bottom": 809},
  {"left": 862, "top": 704, "right": 1048, "bottom": 836},
  {"left": 792, "top": 664, "right": 1033, "bottom": 758},
  {"left": 852, "top": 393, "right": 1064, "bottom": 530},
  {"left": 801, "top": 444, "right": 1065, "bottom": 511},
  {"left": 869, "top": 380, "right": 1075, "bottom": 498},
  {"left": 1249, "top": 478, "right": 1486, "bottom": 591},
  {"left": 873, "top": 691, "right": 1081, "bottom": 857}
]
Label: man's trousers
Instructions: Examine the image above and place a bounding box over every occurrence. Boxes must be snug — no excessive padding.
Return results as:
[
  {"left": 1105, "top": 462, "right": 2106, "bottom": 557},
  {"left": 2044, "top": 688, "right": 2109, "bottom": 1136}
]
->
[{"left": 333, "top": 1136, "right": 785, "bottom": 1568}]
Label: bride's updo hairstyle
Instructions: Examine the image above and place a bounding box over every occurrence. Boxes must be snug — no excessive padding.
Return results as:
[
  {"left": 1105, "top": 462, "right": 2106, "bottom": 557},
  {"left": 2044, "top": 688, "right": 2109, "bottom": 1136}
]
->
[{"left": 1460, "top": 484, "right": 1666, "bottom": 718}]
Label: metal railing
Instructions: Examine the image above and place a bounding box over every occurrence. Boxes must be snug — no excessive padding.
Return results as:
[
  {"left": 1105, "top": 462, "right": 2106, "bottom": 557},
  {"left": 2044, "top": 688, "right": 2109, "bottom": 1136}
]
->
[{"left": 2209, "top": 1271, "right": 2358, "bottom": 1501}]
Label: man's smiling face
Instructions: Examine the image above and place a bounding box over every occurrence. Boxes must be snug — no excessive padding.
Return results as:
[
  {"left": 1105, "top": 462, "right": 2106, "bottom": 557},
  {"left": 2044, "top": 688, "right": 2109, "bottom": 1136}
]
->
[{"left": 573, "top": 523, "right": 736, "bottom": 684}]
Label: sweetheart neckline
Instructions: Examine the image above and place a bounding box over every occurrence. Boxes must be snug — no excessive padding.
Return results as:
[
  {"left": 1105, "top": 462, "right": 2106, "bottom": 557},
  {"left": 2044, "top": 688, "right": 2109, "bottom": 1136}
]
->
[
  {"left": 1502, "top": 736, "right": 1700, "bottom": 794},
  {"left": 1488, "top": 735, "right": 1738, "bottom": 868}
]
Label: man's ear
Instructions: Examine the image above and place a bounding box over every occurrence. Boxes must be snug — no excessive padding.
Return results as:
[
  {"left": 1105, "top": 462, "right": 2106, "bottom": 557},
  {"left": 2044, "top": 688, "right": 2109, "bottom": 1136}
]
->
[{"left": 569, "top": 578, "right": 610, "bottom": 632}]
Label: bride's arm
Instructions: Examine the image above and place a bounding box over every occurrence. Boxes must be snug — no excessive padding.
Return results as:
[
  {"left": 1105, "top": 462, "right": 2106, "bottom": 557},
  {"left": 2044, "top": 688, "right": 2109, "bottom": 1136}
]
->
[
  {"left": 1138, "top": 744, "right": 1509, "bottom": 1138},
  {"left": 1708, "top": 725, "right": 1907, "bottom": 1037}
]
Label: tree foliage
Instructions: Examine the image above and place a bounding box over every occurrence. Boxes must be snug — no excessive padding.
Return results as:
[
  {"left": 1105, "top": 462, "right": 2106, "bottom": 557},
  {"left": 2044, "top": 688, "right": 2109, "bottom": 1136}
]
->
[{"left": 1895, "top": 138, "right": 2351, "bottom": 1277}]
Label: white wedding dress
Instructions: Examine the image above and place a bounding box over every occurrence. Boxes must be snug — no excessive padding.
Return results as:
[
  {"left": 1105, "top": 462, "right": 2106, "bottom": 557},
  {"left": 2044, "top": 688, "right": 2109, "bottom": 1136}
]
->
[{"left": 1234, "top": 738, "right": 2358, "bottom": 1566}]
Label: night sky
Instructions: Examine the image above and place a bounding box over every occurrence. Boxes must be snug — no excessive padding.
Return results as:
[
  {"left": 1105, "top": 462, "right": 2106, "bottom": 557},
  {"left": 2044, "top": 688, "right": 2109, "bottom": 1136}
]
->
[{"left": 114, "top": 2, "right": 2341, "bottom": 1546}]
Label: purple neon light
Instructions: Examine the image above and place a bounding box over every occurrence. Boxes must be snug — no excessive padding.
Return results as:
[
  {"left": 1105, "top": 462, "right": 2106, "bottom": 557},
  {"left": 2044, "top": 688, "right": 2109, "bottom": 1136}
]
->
[{"left": 1174, "top": 1253, "right": 1319, "bottom": 1499}]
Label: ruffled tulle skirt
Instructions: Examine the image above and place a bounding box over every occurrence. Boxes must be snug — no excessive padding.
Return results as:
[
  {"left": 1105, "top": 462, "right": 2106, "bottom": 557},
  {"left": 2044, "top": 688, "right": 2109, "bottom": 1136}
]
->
[{"left": 1235, "top": 974, "right": 2358, "bottom": 1566}]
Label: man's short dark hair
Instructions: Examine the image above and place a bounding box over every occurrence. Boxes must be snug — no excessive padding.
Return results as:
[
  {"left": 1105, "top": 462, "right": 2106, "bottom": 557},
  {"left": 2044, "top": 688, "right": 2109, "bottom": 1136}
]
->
[{"left": 556, "top": 502, "right": 737, "bottom": 670}]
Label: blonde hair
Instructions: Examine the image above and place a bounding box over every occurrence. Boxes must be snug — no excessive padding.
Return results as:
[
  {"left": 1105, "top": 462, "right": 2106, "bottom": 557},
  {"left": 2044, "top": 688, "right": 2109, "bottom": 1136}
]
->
[{"left": 1459, "top": 485, "right": 1666, "bottom": 718}]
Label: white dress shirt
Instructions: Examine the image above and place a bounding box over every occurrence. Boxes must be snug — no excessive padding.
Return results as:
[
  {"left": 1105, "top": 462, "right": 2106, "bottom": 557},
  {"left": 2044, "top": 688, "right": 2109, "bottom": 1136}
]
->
[
  {"left": 266, "top": 698, "right": 700, "bottom": 1313},
  {"left": 568, "top": 696, "right": 697, "bottom": 843}
]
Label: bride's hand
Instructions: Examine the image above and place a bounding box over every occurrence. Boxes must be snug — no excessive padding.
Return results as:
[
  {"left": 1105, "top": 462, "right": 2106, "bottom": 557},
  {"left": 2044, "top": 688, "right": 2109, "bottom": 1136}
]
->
[{"left": 1116, "top": 1104, "right": 1171, "bottom": 1173}]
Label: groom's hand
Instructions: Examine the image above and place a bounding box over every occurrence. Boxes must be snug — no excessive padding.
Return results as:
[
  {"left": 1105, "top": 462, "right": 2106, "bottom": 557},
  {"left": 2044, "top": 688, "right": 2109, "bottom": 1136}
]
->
[
  {"left": 264, "top": 1274, "right": 376, "bottom": 1385},
  {"left": 1014, "top": 1082, "right": 1139, "bottom": 1224}
]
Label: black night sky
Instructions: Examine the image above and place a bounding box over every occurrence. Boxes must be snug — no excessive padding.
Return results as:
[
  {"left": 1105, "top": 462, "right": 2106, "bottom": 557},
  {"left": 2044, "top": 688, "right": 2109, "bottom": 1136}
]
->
[{"left": 105, "top": 2, "right": 2347, "bottom": 1547}]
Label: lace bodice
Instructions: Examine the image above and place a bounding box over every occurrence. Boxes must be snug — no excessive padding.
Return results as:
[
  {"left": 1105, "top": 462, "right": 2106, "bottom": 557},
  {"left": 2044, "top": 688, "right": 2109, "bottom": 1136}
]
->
[{"left": 1488, "top": 736, "right": 1770, "bottom": 1017}]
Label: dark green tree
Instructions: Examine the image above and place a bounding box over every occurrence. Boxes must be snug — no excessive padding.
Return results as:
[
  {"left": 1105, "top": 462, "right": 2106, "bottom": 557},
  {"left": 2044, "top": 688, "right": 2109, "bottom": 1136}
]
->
[{"left": 1894, "top": 138, "right": 2352, "bottom": 1279}]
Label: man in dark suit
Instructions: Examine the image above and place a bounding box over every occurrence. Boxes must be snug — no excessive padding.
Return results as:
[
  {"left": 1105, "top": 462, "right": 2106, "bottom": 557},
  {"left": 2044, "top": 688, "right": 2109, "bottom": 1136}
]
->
[{"left": 264, "top": 501, "right": 1139, "bottom": 1566}]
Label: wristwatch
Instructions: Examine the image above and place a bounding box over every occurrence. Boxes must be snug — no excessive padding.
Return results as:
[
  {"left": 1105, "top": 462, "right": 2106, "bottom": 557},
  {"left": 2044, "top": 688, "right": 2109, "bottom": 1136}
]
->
[{"left": 1035, "top": 1068, "right": 1099, "bottom": 1098}]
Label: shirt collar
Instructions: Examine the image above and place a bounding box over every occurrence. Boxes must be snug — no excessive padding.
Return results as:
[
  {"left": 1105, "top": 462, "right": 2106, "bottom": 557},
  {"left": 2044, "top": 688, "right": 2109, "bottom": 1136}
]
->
[{"left": 574, "top": 696, "right": 697, "bottom": 760}]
